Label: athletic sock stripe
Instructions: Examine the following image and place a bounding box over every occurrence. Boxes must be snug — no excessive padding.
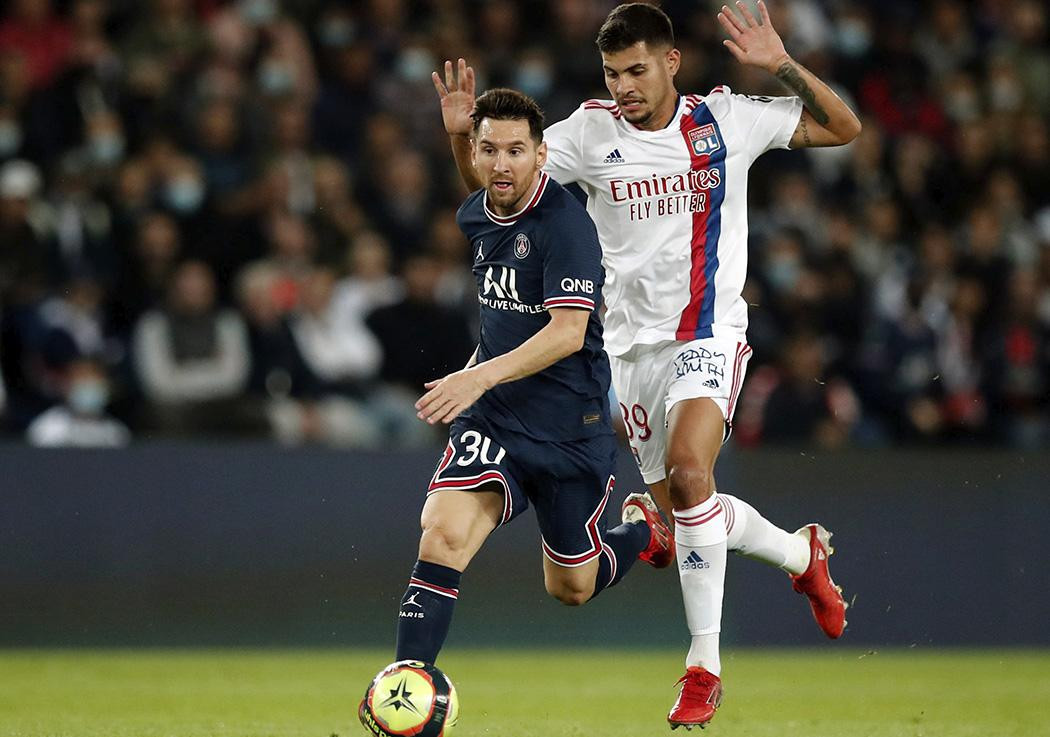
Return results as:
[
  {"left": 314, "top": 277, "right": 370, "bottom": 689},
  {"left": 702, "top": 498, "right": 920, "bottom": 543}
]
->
[
  {"left": 409, "top": 578, "right": 459, "bottom": 599},
  {"left": 674, "top": 502, "right": 721, "bottom": 522},
  {"left": 674, "top": 507, "right": 723, "bottom": 527},
  {"left": 718, "top": 497, "right": 735, "bottom": 534}
]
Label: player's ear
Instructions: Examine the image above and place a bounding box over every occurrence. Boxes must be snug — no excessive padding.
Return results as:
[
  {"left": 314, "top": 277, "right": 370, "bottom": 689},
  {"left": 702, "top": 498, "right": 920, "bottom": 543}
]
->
[
  {"left": 536, "top": 140, "right": 548, "bottom": 171},
  {"left": 666, "top": 48, "right": 681, "bottom": 77}
]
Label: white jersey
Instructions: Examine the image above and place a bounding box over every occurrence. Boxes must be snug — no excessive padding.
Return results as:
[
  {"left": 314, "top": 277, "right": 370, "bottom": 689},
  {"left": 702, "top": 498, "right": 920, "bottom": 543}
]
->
[{"left": 543, "top": 87, "right": 801, "bottom": 356}]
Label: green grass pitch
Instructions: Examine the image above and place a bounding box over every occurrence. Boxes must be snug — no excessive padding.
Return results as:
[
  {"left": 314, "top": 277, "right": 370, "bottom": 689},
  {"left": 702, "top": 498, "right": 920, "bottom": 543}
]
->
[{"left": 1, "top": 649, "right": 1047, "bottom": 737}]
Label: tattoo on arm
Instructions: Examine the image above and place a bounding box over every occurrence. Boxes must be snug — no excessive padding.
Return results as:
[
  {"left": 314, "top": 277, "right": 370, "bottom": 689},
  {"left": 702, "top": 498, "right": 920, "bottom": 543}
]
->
[
  {"left": 776, "top": 61, "right": 830, "bottom": 125},
  {"left": 799, "top": 114, "right": 812, "bottom": 146}
]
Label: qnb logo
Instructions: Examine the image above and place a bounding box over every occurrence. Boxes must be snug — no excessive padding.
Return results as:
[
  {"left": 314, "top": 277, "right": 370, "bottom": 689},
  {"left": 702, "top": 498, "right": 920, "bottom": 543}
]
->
[
  {"left": 560, "top": 278, "right": 595, "bottom": 294},
  {"left": 483, "top": 266, "right": 520, "bottom": 301}
]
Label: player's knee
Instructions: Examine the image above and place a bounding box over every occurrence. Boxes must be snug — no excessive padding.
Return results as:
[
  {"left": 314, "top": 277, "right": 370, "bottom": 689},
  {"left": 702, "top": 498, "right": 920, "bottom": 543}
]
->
[
  {"left": 666, "top": 460, "right": 714, "bottom": 508},
  {"left": 418, "top": 521, "right": 471, "bottom": 568},
  {"left": 544, "top": 578, "right": 592, "bottom": 607}
]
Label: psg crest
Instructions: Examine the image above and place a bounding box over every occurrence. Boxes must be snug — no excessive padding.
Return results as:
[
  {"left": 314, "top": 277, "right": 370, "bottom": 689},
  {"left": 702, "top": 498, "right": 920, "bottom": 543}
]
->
[
  {"left": 514, "top": 233, "right": 531, "bottom": 259},
  {"left": 689, "top": 123, "right": 721, "bottom": 156}
]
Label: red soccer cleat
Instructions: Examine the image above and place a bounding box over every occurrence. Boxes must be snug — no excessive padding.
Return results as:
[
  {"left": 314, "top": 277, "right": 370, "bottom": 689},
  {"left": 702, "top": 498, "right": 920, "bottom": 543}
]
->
[
  {"left": 622, "top": 492, "right": 675, "bottom": 568},
  {"left": 790, "top": 523, "right": 848, "bottom": 639},
  {"left": 668, "top": 666, "right": 722, "bottom": 730}
]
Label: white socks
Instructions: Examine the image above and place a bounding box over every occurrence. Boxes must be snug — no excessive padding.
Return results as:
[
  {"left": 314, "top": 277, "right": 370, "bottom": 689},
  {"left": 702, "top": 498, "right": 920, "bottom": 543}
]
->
[
  {"left": 673, "top": 493, "right": 728, "bottom": 675},
  {"left": 717, "top": 493, "right": 810, "bottom": 575},
  {"left": 672, "top": 491, "right": 812, "bottom": 676}
]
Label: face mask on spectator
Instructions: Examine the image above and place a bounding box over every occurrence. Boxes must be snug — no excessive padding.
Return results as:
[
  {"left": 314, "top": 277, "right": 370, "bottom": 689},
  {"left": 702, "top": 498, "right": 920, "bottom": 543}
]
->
[
  {"left": 239, "top": 0, "right": 277, "bottom": 25},
  {"left": 398, "top": 48, "right": 435, "bottom": 83},
  {"left": 836, "top": 20, "right": 871, "bottom": 57},
  {"left": 767, "top": 256, "right": 802, "bottom": 291},
  {"left": 989, "top": 78, "right": 1023, "bottom": 112},
  {"left": 515, "top": 62, "right": 553, "bottom": 99},
  {"left": 164, "top": 177, "right": 205, "bottom": 214},
  {"left": 258, "top": 61, "right": 295, "bottom": 95},
  {"left": 0, "top": 119, "right": 21, "bottom": 157},
  {"left": 319, "top": 17, "right": 355, "bottom": 48},
  {"left": 89, "top": 133, "right": 126, "bottom": 166},
  {"left": 69, "top": 379, "right": 109, "bottom": 416},
  {"left": 944, "top": 90, "right": 980, "bottom": 122}
]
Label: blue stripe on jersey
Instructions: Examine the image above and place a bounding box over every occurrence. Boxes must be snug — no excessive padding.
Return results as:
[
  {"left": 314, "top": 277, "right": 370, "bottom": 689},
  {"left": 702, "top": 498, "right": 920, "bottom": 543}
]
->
[
  {"left": 691, "top": 103, "right": 727, "bottom": 340},
  {"left": 692, "top": 103, "right": 726, "bottom": 340}
]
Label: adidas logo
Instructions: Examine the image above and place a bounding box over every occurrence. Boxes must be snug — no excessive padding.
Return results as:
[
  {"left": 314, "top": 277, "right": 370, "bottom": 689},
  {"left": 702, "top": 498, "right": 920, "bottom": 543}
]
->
[
  {"left": 702, "top": 378, "right": 720, "bottom": 389},
  {"left": 603, "top": 148, "right": 625, "bottom": 164},
  {"left": 680, "top": 550, "right": 710, "bottom": 570}
]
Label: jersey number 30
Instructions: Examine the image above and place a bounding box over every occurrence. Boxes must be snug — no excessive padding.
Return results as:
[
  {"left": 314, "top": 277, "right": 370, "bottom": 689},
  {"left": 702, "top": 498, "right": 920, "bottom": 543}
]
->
[{"left": 455, "top": 430, "right": 507, "bottom": 466}]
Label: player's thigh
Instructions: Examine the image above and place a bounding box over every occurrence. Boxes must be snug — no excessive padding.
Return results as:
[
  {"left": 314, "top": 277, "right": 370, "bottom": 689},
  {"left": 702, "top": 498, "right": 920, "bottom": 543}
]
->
[
  {"left": 610, "top": 346, "right": 676, "bottom": 486},
  {"left": 423, "top": 419, "right": 530, "bottom": 569},
  {"left": 529, "top": 432, "right": 617, "bottom": 571},
  {"left": 418, "top": 488, "right": 503, "bottom": 568},
  {"left": 665, "top": 397, "right": 726, "bottom": 480}
]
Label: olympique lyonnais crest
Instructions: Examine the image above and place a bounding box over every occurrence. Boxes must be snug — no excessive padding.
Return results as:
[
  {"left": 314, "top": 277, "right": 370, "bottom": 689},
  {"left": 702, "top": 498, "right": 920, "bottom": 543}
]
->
[
  {"left": 688, "top": 123, "right": 721, "bottom": 156},
  {"left": 514, "top": 233, "right": 531, "bottom": 259}
]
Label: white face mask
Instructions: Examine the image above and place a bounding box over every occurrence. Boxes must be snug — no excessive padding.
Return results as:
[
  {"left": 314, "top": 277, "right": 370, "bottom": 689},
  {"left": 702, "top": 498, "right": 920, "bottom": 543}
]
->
[
  {"left": 90, "top": 133, "right": 126, "bottom": 165},
  {"left": 164, "top": 177, "right": 206, "bottom": 213},
  {"left": 239, "top": 0, "right": 277, "bottom": 25},
  {"left": 69, "top": 379, "right": 109, "bottom": 415}
]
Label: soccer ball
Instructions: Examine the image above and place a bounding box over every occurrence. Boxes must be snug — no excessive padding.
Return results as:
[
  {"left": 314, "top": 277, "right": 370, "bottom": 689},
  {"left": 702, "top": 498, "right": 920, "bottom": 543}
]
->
[{"left": 359, "top": 660, "right": 459, "bottom": 737}]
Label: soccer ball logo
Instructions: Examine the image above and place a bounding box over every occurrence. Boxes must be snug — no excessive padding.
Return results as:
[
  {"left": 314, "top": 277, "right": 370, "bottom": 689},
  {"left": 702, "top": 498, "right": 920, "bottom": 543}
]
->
[
  {"left": 359, "top": 660, "right": 459, "bottom": 737},
  {"left": 514, "top": 233, "right": 531, "bottom": 259}
]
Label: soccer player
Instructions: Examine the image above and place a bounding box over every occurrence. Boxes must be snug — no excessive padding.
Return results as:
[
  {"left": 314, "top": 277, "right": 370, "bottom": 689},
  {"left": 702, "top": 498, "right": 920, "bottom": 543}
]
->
[
  {"left": 388, "top": 88, "right": 674, "bottom": 674},
  {"left": 432, "top": 1, "right": 861, "bottom": 729}
]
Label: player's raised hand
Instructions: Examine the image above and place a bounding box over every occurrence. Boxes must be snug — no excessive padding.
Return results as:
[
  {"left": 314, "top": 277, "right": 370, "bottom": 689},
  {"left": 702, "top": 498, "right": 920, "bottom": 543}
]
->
[
  {"left": 717, "top": 1, "right": 789, "bottom": 73},
  {"left": 432, "top": 58, "right": 476, "bottom": 137},
  {"left": 416, "top": 368, "right": 489, "bottom": 424}
]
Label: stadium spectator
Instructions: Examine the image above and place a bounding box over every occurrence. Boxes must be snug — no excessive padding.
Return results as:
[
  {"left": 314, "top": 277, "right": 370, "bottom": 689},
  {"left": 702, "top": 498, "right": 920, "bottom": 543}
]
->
[
  {"left": 744, "top": 331, "right": 859, "bottom": 448},
  {"left": 366, "top": 252, "right": 473, "bottom": 394},
  {"left": 132, "top": 259, "right": 250, "bottom": 433},
  {"left": 0, "top": 0, "right": 1045, "bottom": 448},
  {"left": 0, "top": 0, "right": 72, "bottom": 91},
  {"left": 291, "top": 266, "right": 381, "bottom": 391},
  {"left": 0, "top": 159, "right": 49, "bottom": 305},
  {"left": 26, "top": 355, "right": 129, "bottom": 446}
]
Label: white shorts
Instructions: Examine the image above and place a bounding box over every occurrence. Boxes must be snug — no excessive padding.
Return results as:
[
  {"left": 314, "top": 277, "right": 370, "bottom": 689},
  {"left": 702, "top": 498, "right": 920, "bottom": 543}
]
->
[{"left": 611, "top": 337, "right": 752, "bottom": 484}]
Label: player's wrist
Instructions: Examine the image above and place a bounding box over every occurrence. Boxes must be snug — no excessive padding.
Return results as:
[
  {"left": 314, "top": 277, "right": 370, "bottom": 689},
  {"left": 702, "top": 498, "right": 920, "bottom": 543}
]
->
[
  {"left": 470, "top": 364, "right": 497, "bottom": 392},
  {"left": 767, "top": 52, "right": 792, "bottom": 75}
]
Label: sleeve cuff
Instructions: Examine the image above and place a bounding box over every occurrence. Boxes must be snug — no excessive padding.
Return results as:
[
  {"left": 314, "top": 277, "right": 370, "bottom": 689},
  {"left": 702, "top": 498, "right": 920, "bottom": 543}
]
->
[{"left": 543, "top": 296, "right": 596, "bottom": 311}]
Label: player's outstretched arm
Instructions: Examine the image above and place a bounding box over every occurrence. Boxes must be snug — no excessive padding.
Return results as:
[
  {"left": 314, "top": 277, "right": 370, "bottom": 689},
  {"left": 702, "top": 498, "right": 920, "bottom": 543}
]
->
[
  {"left": 432, "top": 58, "right": 484, "bottom": 191},
  {"left": 717, "top": 1, "right": 861, "bottom": 148},
  {"left": 415, "top": 308, "right": 588, "bottom": 425}
]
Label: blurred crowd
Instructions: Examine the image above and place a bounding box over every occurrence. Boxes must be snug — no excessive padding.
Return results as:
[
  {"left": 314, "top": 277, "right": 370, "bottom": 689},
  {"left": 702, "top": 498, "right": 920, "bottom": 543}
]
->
[{"left": 0, "top": 0, "right": 1047, "bottom": 449}]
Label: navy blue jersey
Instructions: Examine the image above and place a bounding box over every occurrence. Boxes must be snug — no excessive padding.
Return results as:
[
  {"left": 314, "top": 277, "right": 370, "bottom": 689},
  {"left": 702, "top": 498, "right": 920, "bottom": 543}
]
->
[{"left": 456, "top": 173, "right": 612, "bottom": 441}]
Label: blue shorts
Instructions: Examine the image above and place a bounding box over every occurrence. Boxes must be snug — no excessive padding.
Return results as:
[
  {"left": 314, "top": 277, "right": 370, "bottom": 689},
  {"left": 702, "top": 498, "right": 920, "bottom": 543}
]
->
[{"left": 428, "top": 415, "right": 618, "bottom": 568}]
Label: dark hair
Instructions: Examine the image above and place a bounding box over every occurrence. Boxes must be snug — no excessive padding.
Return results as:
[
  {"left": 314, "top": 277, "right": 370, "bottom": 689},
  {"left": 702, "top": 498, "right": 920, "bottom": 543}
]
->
[
  {"left": 596, "top": 3, "right": 675, "bottom": 53},
  {"left": 471, "top": 88, "right": 545, "bottom": 143}
]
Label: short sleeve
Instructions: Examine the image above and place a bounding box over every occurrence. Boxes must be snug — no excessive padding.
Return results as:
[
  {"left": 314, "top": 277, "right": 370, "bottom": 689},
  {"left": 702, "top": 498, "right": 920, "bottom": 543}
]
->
[
  {"left": 541, "top": 206, "right": 603, "bottom": 312},
  {"left": 729, "top": 92, "right": 803, "bottom": 160},
  {"left": 542, "top": 105, "right": 587, "bottom": 186}
]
